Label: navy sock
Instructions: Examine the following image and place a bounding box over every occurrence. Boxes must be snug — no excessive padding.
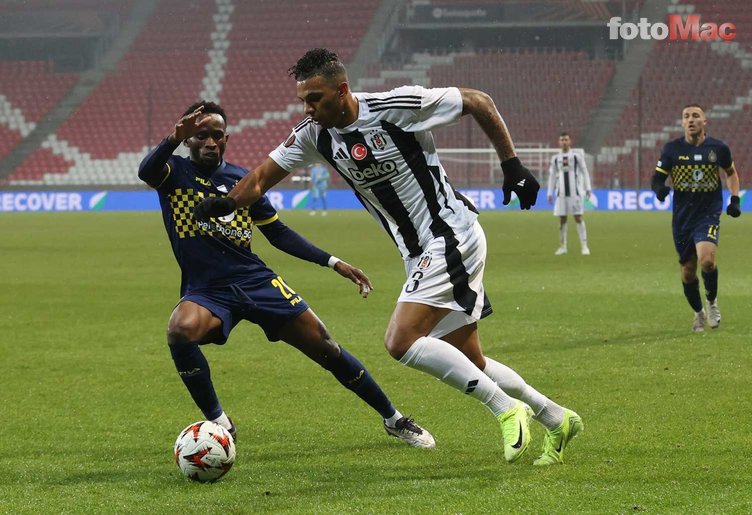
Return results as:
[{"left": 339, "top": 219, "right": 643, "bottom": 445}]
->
[
  {"left": 682, "top": 278, "right": 704, "bottom": 312},
  {"left": 324, "top": 347, "right": 396, "bottom": 419},
  {"left": 702, "top": 267, "right": 718, "bottom": 302},
  {"left": 169, "top": 342, "right": 223, "bottom": 420}
]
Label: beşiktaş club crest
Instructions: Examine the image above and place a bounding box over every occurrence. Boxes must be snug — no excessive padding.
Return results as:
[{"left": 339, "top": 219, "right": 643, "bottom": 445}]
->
[
  {"left": 417, "top": 253, "right": 432, "bottom": 270},
  {"left": 370, "top": 132, "right": 387, "bottom": 150},
  {"left": 708, "top": 150, "right": 717, "bottom": 163}
]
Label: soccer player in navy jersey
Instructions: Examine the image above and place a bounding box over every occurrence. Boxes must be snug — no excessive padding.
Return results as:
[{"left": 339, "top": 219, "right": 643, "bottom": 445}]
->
[
  {"left": 137, "top": 101, "right": 434, "bottom": 448},
  {"left": 651, "top": 104, "right": 741, "bottom": 332},
  {"left": 195, "top": 49, "right": 583, "bottom": 466}
]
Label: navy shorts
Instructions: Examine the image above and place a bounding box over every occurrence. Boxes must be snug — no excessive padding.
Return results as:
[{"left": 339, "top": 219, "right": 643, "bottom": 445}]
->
[
  {"left": 673, "top": 211, "right": 721, "bottom": 264},
  {"left": 181, "top": 272, "right": 309, "bottom": 344}
]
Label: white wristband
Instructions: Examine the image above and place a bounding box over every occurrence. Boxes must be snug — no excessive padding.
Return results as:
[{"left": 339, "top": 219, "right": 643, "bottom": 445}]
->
[{"left": 327, "top": 256, "right": 341, "bottom": 269}]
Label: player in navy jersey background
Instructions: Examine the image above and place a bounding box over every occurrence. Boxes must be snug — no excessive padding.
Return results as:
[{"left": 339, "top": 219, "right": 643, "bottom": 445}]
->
[
  {"left": 195, "top": 49, "right": 583, "bottom": 466},
  {"left": 651, "top": 104, "right": 741, "bottom": 332},
  {"left": 137, "top": 101, "right": 435, "bottom": 448}
]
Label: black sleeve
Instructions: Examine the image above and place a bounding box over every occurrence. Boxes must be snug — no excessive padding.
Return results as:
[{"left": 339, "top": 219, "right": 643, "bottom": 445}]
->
[
  {"left": 651, "top": 170, "right": 668, "bottom": 193},
  {"left": 138, "top": 137, "right": 180, "bottom": 188},
  {"left": 257, "top": 219, "right": 331, "bottom": 267}
]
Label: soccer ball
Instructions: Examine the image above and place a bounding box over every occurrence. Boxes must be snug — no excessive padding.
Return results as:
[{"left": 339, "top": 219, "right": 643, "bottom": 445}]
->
[{"left": 173, "top": 421, "right": 236, "bottom": 483}]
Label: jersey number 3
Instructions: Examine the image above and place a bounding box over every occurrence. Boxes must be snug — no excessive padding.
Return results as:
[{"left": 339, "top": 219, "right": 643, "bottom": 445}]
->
[{"left": 404, "top": 271, "right": 424, "bottom": 293}]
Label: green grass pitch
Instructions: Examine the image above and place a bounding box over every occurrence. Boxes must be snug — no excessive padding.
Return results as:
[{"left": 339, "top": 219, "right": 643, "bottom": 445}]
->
[{"left": 1, "top": 209, "right": 751, "bottom": 514}]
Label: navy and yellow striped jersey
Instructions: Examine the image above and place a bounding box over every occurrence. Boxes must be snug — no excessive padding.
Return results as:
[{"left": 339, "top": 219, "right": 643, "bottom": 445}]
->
[
  {"left": 154, "top": 156, "right": 278, "bottom": 295},
  {"left": 656, "top": 135, "right": 732, "bottom": 224}
]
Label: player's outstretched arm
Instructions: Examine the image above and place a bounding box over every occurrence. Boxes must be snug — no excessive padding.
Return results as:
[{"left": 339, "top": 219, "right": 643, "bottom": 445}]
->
[
  {"left": 194, "top": 158, "right": 289, "bottom": 221},
  {"left": 723, "top": 164, "right": 741, "bottom": 217},
  {"left": 257, "top": 220, "right": 373, "bottom": 298},
  {"left": 459, "top": 88, "right": 540, "bottom": 209}
]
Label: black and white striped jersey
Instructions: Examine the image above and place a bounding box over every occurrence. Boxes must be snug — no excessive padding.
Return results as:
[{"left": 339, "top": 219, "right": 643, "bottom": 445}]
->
[
  {"left": 546, "top": 150, "right": 591, "bottom": 199},
  {"left": 270, "top": 85, "right": 478, "bottom": 259}
]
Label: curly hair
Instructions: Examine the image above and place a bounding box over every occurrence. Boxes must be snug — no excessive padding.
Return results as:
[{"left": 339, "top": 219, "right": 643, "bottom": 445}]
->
[
  {"left": 288, "top": 48, "right": 347, "bottom": 83},
  {"left": 182, "top": 101, "right": 228, "bottom": 125}
]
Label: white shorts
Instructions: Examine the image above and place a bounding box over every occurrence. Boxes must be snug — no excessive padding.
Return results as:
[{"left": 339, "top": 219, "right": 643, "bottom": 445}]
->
[
  {"left": 397, "top": 221, "right": 492, "bottom": 337},
  {"left": 553, "top": 196, "right": 584, "bottom": 216}
]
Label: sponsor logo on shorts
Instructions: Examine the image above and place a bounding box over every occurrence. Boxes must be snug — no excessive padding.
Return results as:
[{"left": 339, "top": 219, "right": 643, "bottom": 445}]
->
[{"left": 417, "top": 254, "right": 432, "bottom": 270}]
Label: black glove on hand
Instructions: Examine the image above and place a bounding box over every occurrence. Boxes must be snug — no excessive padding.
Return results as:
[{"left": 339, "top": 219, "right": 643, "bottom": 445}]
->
[
  {"left": 654, "top": 185, "right": 671, "bottom": 202},
  {"left": 501, "top": 157, "right": 540, "bottom": 210},
  {"left": 194, "top": 196, "right": 237, "bottom": 222},
  {"left": 651, "top": 171, "right": 671, "bottom": 201},
  {"left": 726, "top": 195, "right": 741, "bottom": 217}
]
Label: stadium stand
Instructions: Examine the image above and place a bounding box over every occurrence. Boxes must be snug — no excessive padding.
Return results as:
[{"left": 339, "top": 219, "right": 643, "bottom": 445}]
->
[
  {"left": 0, "top": 61, "right": 78, "bottom": 161},
  {"left": 357, "top": 49, "right": 614, "bottom": 185},
  {"left": 6, "top": 0, "right": 380, "bottom": 186},
  {"left": 1, "top": 0, "right": 749, "bottom": 189}
]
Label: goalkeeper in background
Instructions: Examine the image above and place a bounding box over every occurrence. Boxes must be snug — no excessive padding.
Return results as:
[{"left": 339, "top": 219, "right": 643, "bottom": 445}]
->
[
  {"left": 308, "top": 162, "right": 330, "bottom": 215},
  {"left": 651, "top": 104, "right": 741, "bottom": 332}
]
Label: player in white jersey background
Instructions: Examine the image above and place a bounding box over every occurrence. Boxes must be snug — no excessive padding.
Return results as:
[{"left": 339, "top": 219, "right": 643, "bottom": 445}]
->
[
  {"left": 547, "top": 132, "right": 592, "bottom": 255},
  {"left": 195, "top": 48, "right": 583, "bottom": 465}
]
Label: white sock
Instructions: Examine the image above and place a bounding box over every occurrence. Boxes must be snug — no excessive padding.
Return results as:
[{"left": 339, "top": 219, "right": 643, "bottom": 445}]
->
[
  {"left": 384, "top": 410, "right": 403, "bottom": 427},
  {"left": 211, "top": 412, "right": 232, "bottom": 430},
  {"left": 483, "top": 357, "right": 565, "bottom": 429},
  {"left": 560, "top": 222, "right": 568, "bottom": 248},
  {"left": 576, "top": 221, "right": 588, "bottom": 247},
  {"left": 400, "top": 336, "right": 516, "bottom": 416}
]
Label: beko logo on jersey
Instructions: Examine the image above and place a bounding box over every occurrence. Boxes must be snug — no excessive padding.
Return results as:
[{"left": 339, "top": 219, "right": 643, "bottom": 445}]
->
[{"left": 347, "top": 161, "right": 398, "bottom": 186}]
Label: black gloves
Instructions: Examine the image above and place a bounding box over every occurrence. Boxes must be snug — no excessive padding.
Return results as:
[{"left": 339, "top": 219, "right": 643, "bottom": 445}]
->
[
  {"left": 194, "top": 196, "right": 237, "bottom": 222},
  {"left": 727, "top": 195, "right": 741, "bottom": 217},
  {"left": 654, "top": 185, "right": 671, "bottom": 202},
  {"left": 651, "top": 171, "right": 671, "bottom": 201},
  {"left": 501, "top": 157, "right": 540, "bottom": 210}
]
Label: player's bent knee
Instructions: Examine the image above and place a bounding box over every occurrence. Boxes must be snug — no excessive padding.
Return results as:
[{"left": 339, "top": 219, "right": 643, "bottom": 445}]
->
[
  {"left": 167, "top": 319, "right": 202, "bottom": 345},
  {"left": 699, "top": 257, "right": 716, "bottom": 272},
  {"left": 384, "top": 332, "right": 412, "bottom": 360}
]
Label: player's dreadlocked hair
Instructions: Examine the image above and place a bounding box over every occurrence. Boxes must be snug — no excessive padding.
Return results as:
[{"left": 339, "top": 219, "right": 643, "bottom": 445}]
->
[
  {"left": 288, "top": 48, "right": 347, "bottom": 83},
  {"left": 183, "top": 101, "right": 228, "bottom": 125}
]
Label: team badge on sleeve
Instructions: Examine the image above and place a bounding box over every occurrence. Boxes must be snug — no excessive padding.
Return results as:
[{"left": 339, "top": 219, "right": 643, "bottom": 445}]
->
[{"left": 283, "top": 132, "right": 296, "bottom": 147}]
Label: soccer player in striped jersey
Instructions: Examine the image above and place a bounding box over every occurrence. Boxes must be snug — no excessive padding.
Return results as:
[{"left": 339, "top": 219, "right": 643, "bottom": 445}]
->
[
  {"left": 196, "top": 49, "right": 583, "bottom": 465},
  {"left": 651, "top": 104, "right": 741, "bottom": 332},
  {"left": 139, "top": 101, "right": 435, "bottom": 449},
  {"left": 546, "top": 132, "right": 592, "bottom": 255}
]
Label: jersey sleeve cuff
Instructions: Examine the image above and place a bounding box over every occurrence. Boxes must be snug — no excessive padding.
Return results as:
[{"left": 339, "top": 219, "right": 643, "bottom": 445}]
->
[{"left": 252, "top": 214, "right": 279, "bottom": 226}]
